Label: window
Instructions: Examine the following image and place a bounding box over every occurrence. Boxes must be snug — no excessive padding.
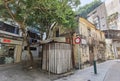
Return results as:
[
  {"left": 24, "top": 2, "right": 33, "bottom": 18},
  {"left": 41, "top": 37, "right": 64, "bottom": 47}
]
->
[
  {"left": 28, "top": 31, "right": 40, "bottom": 39},
  {"left": 88, "top": 29, "right": 91, "bottom": 37},
  {"left": 24, "top": 46, "right": 37, "bottom": 50},
  {"left": 56, "top": 29, "right": 59, "bottom": 37},
  {"left": 0, "top": 22, "right": 19, "bottom": 34},
  {"left": 0, "top": 22, "right": 4, "bottom": 27},
  {"left": 93, "top": 16, "right": 100, "bottom": 29}
]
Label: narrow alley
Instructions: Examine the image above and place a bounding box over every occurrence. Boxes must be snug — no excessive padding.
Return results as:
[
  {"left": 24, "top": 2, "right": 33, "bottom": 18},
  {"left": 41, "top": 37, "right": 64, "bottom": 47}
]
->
[
  {"left": 54, "top": 60, "right": 120, "bottom": 81},
  {"left": 104, "top": 61, "right": 120, "bottom": 81}
]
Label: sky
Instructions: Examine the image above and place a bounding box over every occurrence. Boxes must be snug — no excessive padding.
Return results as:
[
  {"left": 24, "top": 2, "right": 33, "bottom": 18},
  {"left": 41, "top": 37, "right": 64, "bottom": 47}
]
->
[{"left": 80, "top": 0, "right": 105, "bottom": 6}]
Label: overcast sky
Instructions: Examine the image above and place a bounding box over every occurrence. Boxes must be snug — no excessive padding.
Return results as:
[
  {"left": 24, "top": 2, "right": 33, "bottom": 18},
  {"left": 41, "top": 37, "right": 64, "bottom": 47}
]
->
[{"left": 80, "top": 0, "right": 105, "bottom": 6}]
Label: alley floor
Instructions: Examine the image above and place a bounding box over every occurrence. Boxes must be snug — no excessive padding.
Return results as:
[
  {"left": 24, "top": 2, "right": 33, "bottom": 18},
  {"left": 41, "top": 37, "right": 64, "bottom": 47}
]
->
[
  {"left": 0, "top": 64, "right": 52, "bottom": 81},
  {"left": 104, "top": 60, "right": 120, "bottom": 81},
  {"left": 0, "top": 60, "right": 120, "bottom": 81},
  {"left": 54, "top": 60, "right": 120, "bottom": 81}
]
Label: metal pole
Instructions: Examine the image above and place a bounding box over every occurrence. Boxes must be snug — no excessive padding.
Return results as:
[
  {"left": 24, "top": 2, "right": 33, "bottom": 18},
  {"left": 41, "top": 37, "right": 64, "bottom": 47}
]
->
[
  {"left": 78, "top": 45, "right": 80, "bottom": 69},
  {"left": 93, "top": 60, "right": 97, "bottom": 74},
  {"left": 78, "top": 44, "right": 82, "bottom": 69}
]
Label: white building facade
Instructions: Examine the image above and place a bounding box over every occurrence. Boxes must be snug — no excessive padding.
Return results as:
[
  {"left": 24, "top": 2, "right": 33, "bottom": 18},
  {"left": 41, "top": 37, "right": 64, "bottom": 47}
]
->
[
  {"left": 105, "top": 0, "right": 120, "bottom": 30},
  {"left": 87, "top": 3, "right": 108, "bottom": 30}
]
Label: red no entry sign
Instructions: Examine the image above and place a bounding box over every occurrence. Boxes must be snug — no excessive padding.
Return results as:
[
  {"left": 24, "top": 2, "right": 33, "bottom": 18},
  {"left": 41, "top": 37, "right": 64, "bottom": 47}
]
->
[{"left": 75, "top": 37, "right": 81, "bottom": 44}]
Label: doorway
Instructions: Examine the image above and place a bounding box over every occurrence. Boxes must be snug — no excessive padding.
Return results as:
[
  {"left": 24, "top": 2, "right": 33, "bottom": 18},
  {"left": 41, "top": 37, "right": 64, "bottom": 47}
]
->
[{"left": 0, "top": 43, "right": 15, "bottom": 64}]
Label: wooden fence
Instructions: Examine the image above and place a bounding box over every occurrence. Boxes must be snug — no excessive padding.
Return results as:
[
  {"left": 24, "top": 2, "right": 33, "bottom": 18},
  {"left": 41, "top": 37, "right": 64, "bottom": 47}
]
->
[{"left": 42, "top": 43, "right": 73, "bottom": 74}]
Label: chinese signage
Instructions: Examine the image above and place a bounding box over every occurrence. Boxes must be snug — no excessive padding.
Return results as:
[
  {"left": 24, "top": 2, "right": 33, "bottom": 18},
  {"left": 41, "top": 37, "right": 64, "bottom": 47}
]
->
[
  {"left": 0, "top": 37, "right": 22, "bottom": 45},
  {"left": 3, "top": 38, "right": 11, "bottom": 43}
]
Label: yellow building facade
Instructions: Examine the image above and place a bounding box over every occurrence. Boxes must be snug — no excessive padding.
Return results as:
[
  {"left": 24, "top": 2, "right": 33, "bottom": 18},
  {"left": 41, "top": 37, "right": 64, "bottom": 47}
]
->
[{"left": 73, "top": 17, "right": 106, "bottom": 68}]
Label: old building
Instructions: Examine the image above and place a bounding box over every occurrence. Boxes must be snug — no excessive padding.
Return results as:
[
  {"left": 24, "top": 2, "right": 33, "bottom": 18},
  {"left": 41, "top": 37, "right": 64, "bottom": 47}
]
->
[
  {"left": 0, "top": 21, "right": 41, "bottom": 65},
  {"left": 105, "top": 0, "right": 120, "bottom": 20},
  {"left": 104, "top": 0, "right": 120, "bottom": 59},
  {"left": 105, "top": 0, "right": 120, "bottom": 30},
  {"left": 87, "top": 3, "right": 108, "bottom": 30},
  {"left": 87, "top": 1, "right": 120, "bottom": 60},
  {"left": 105, "top": 0, "right": 120, "bottom": 48},
  {"left": 74, "top": 17, "right": 106, "bottom": 68},
  {"left": 0, "top": 21, "right": 23, "bottom": 65},
  {"left": 22, "top": 28, "right": 41, "bottom": 61},
  {"left": 41, "top": 25, "right": 74, "bottom": 74},
  {"left": 103, "top": 30, "right": 120, "bottom": 59}
]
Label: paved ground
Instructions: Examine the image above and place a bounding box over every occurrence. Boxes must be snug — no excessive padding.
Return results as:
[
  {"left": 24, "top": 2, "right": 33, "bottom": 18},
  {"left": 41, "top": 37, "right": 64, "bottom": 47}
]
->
[
  {"left": 54, "top": 60, "right": 117, "bottom": 81},
  {"left": 0, "top": 64, "right": 52, "bottom": 81},
  {"left": 104, "top": 60, "right": 120, "bottom": 81},
  {"left": 0, "top": 60, "right": 120, "bottom": 81}
]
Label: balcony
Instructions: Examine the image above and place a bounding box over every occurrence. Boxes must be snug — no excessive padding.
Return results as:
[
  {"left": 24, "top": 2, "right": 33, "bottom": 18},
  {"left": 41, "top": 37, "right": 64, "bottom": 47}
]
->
[{"left": 103, "top": 30, "right": 120, "bottom": 41}]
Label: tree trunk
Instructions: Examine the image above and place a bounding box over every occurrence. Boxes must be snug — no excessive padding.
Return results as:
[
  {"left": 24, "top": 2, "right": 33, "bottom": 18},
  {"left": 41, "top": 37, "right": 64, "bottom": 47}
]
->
[
  {"left": 26, "top": 38, "right": 34, "bottom": 66},
  {"left": 45, "top": 30, "right": 49, "bottom": 40},
  {"left": 3, "top": 1, "right": 34, "bottom": 67},
  {"left": 19, "top": 23, "right": 34, "bottom": 67},
  {"left": 45, "top": 22, "right": 57, "bottom": 39}
]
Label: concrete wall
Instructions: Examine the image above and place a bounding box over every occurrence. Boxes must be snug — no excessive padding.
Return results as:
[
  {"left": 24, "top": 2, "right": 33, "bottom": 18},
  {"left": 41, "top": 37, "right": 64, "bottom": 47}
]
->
[
  {"left": 105, "top": 0, "right": 120, "bottom": 30},
  {"left": 87, "top": 3, "right": 108, "bottom": 30},
  {"left": 105, "top": 0, "right": 120, "bottom": 16}
]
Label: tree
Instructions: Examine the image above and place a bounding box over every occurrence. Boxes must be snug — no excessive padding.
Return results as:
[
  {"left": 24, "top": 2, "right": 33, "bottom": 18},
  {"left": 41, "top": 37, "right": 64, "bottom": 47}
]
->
[
  {"left": 26, "top": 0, "right": 80, "bottom": 39},
  {"left": 0, "top": 0, "right": 80, "bottom": 67},
  {"left": 0, "top": 0, "right": 37, "bottom": 66},
  {"left": 76, "top": 0, "right": 102, "bottom": 18}
]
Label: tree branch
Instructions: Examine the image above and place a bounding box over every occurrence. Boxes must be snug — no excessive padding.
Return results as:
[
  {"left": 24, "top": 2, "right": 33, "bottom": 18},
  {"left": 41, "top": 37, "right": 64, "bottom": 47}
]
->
[{"left": 3, "top": 0, "right": 16, "bottom": 21}]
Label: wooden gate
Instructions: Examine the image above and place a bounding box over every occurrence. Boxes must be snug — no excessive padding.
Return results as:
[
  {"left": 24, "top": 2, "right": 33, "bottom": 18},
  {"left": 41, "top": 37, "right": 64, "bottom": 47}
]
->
[{"left": 42, "top": 43, "right": 73, "bottom": 74}]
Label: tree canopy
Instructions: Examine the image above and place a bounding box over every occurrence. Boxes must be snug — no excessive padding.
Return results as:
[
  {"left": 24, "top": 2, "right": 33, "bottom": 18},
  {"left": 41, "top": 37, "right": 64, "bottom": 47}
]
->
[
  {"left": 0, "top": 0, "right": 80, "bottom": 38},
  {"left": 76, "top": 0, "right": 102, "bottom": 19},
  {"left": 0, "top": 0, "right": 80, "bottom": 65}
]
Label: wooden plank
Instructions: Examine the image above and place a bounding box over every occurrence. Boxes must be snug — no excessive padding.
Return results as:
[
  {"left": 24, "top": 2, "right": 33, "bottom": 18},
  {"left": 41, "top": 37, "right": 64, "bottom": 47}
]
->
[
  {"left": 48, "top": 44, "right": 51, "bottom": 74},
  {"left": 47, "top": 44, "right": 49, "bottom": 71},
  {"left": 42, "top": 43, "right": 73, "bottom": 74},
  {"left": 54, "top": 43, "right": 56, "bottom": 73},
  {"left": 66, "top": 44, "right": 69, "bottom": 71},
  {"left": 69, "top": 44, "right": 71, "bottom": 70},
  {"left": 56, "top": 43, "right": 59, "bottom": 73},
  {"left": 51, "top": 43, "right": 54, "bottom": 73},
  {"left": 64, "top": 44, "right": 66, "bottom": 72},
  {"left": 54, "top": 43, "right": 57, "bottom": 73},
  {"left": 42, "top": 45, "right": 46, "bottom": 70},
  {"left": 68, "top": 44, "right": 70, "bottom": 70},
  {"left": 62, "top": 43, "right": 65, "bottom": 73},
  {"left": 57, "top": 43, "right": 62, "bottom": 74}
]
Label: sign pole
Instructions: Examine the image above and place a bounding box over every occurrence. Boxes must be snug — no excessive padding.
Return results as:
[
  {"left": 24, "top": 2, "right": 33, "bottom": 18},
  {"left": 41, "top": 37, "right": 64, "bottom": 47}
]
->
[
  {"left": 78, "top": 44, "right": 81, "bottom": 69},
  {"left": 75, "top": 37, "right": 81, "bottom": 69}
]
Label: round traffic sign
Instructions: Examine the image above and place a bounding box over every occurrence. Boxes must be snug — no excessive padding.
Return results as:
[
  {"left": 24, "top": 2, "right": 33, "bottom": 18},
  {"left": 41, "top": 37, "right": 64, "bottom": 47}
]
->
[{"left": 75, "top": 37, "right": 81, "bottom": 44}]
